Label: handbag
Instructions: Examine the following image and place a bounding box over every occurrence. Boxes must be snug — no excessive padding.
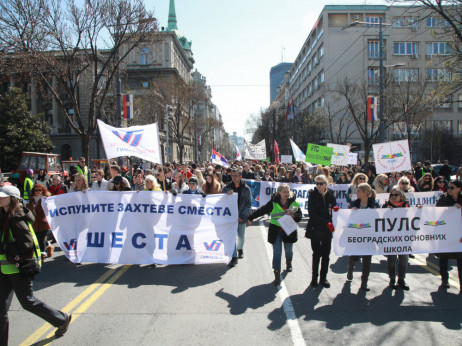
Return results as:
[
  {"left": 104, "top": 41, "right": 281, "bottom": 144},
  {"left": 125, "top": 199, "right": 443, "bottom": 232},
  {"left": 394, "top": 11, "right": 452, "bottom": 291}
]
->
[{"left": 16, "top": 245, "right": 41, "bottom": 278}]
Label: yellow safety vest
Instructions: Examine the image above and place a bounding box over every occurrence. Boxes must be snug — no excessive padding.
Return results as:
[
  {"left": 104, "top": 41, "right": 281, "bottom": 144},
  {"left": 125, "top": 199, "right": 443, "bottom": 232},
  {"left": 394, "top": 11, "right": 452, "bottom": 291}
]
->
[
  {"left": 270, "top": 201, "right": 299, "bottom": 227},
  {"left": 23, "top": 177, "right": 34, "bottom": 201},
  {"left": 0, "top": 222, "right": 42, "bottom": 274},
  {"left": 77, "top": 165, "right": 89, "bottom": 182}
]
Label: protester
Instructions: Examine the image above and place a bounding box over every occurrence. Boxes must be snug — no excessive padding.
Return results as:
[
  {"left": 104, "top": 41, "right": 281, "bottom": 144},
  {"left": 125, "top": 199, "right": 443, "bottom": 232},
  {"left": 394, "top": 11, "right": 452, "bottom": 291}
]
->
[
  {"left": 34, "top": 169, "right": 50, "bottom": 189},
  {"left": 214, "top": 172, "right": 225, "bottom": 190},
  {"left": 439, "top": 160, "right": 452, "bottom": 182},
  {"left": 183, "top": 177, "right": 206, "bottom": 196},
  {"left": 398, "top": 176, "right": 415, "bottom": 193},
  {"left": 112, "top": 176, "right": 131, "bottom": 191},
  {"left": 76, "top": 157, "right": 89, "bottom": 182},
  {"left": 156, "top": 168, "right": 172, "bottom": 191},
  {"left": 417, "top": 173, "right": 434, "bottom": 192},
  {"left": 346, "top": 173, "right": 368, "bottom": 208},
  {"left": 422, "top": 160, "right": 437, "bottom": 178},
  {"left": 242, "top": 164, "right": 256, "bottom": 180},
  {"left": 347, "top": 183, "right": 379, "bottom": 291},
  {"left": 49, "top": 175, "right": 68, "bottom": 196},
  {"left": 262, "top": 171, "right": 274, "bottom": 182},
  {"left": 70, "top": 174, "right": 89, "bottom": 193},
  {"left": 372, "top": 174, "right": 389, "bottom": 194},
  {"left": 404, "top": 170, "right": 419, "bottom": 192},
  {"left": 435, "top": 180, "right": 462, "bottom": 292},
  {"left": 336, "top": 171, "right": 349, "bottom": 184},
  {"left": 91, "top": 169, "right": 108, "bottom": 191},
  {"left": 383, "top": 187, "right": 411, "bottom": 290},
  {"left": 0, "top": 185, "right": 71, "bottom": 344},
  {"left": 107, "top": 165, "right": 131, "bottom": 191},
  {"left": 194, "top": 170, "right": 205, "bottom": 188},
  {"left": 223, "top": 169, "right": 252, "bottom": 267},
  {"left": 201, "top": 174, "right": 222, "bottom": 195},
  {"left": 306, "top": 174, "right": 337, "bottom": 288},
  {"left": 144, "top": 175, "right": 162, "bottom": 192},
  {"left": 388, "top": 171, "right": 403, "bottom": 191},
  {"left": 433, "top": 176, "right": 448, "bottom": 192},
  {"left": 172, "top": 172, "right": 189, "bottom": 193},
  {"left": 279, "top": 170, "right": 292, "bottom": 183},
  {"left": 23, "top": 169, "right": 35, "bottom": 205},
  {"left": 132, "top": 173, "right": 146, "bottom": 191},
  {"left": 248, "top": 184, "right": 302, "bottom": 285}
]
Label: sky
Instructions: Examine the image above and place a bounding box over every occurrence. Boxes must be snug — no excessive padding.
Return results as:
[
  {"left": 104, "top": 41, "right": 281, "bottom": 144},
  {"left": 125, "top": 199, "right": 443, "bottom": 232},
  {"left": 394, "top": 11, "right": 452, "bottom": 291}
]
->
[{"left": 146, "top": 0, "right": 389, "bottom": 139}]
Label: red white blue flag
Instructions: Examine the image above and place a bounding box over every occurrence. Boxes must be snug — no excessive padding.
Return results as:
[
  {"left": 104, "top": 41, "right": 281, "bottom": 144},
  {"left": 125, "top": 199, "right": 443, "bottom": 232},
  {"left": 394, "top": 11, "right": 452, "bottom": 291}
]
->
[
  {"left": 367, "top": 96, "right": 379, "bottom": 121},
  {"left": 211, "top": 150, "right": 229, "bottom": 168},
  {"left": 286, "top": 101, "right": 294, "bottom": 121},
  {"left": 123, "top": 94, "right": 134, "bottom": 119}
]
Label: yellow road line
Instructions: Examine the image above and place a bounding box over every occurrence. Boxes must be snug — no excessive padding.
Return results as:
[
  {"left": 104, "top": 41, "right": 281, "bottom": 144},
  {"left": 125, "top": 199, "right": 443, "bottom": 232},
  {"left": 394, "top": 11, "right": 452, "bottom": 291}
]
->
[
  {"left": 412, "top": 255, "right": 460, "bottom": 289},
  {"left": 20, "top": 265, "right": 129, "bottom": 346}
]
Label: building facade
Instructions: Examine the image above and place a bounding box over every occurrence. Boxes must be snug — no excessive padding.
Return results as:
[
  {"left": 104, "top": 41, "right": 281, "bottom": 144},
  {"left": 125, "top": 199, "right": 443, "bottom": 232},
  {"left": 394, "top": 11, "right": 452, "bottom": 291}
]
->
[{"left": 270, "top": 62, "right": 293, "bottom": 104}]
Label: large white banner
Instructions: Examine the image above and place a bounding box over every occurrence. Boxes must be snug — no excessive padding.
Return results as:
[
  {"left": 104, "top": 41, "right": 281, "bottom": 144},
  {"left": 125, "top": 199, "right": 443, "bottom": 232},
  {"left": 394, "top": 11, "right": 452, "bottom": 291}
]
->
[
  {"left": 327, "top": 143, "right": 350, "bottom": 166},
  {"left": 97, "top": 120, "right": 162, "bottom": 163},
  {"left": 244, "top": 139, "right": 266, "bottom": 160},
  {"left": 373, "top": 139, "right": 411, "bottom": 174},
  {"left": 375, "top": 191, "right": 443, "bottom": 207},
  {"left": 333, "top": 207, "right": 462, "bottom": 256},
  {"left": 43, "top": 191, "right": 238, "bottom": 265}
]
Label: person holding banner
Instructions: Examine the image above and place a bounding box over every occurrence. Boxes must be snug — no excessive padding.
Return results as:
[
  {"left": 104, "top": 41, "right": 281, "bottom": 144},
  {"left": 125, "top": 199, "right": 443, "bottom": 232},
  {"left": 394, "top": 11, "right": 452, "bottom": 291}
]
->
[
  {"left": 248, "top": 184, "right": 302, "bottom": 286},
  {"left": 306, "top": 175, "right": 337, "bottom": 288},
  {"left": 346, "top": 173, "right": 368, "bottom": 208},
  {"left": 435, "top": 180, "right": 462, "bottom": 292},
  {"left": 383, "top": 188, "right": 411, "bottom": 290},
  {"left": 144, "top": 175, "right": 162, "bottom": 192},
  {"left": 70, "top": 174, "right": 89, "bottom": 193},
  {"left": 347, "top": 184, "right": 379, "bottom": 291}
]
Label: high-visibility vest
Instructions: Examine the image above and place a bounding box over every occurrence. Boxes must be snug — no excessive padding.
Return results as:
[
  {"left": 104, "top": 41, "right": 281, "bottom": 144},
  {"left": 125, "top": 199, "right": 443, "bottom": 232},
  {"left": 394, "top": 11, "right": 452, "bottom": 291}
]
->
[
  {"left": 23, "top": 177, "right": 34, "bottom": 201},
  {"left": 76, "top": 165, "right": 88, "bottom": 182},
  {"left": 270, "top": 200, "right": 299, "bottom": 227},
  {"left": 0, "top": 222, "right": 42, "bottom": 275}
]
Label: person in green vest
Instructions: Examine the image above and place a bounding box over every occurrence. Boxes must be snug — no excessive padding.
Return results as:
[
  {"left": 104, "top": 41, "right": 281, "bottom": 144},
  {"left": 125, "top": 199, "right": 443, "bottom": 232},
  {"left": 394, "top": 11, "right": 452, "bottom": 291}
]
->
[
  {"left": 248, "top": 184, "right": 302, "bottom": 286},
  {"left": 0, "top": 185, "right": 71, "bottom": 343},
  {"left": 76, "top": 156, "right": 89, "bottom": 182},
  {"left": 23, "top": 168, "right": 34, "bottom": 204}
]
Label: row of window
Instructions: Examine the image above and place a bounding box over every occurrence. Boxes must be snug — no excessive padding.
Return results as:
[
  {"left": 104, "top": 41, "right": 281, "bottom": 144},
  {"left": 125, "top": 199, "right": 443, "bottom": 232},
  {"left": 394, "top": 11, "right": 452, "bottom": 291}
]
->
[
  {"left": 394, "top": 120, "right": 462, "bottom": 135},
  {"left": 367, "top": 41, "right": 451, "bottom": 58},
  {"left": 291, "top": 44, "right": 324, "bottom": 92},
  {"left": 290, "top": 28, "right": 324, "bottom": 85},
  {"left": 366, "top": 15, "right": 450, "bottom": 29},
  {"left": 368, "top": 67, "right": 452, "bottom": 84},
  {"left": 294, "top": 71, "right": 325, "bottom": 105}
]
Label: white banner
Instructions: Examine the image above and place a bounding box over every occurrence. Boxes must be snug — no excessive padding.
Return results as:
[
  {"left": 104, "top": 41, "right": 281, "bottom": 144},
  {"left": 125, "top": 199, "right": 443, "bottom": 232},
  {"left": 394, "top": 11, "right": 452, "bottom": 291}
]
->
[
  {"left": 375, "top": 191, "right": 443, "bottom": 207},
  {"left": 281, "top": 155, "right": 293, "bottom": 164},
  {"left": 348, "top": 152, "right": 358, "bottom": 165},
  {"left": 333, "top": 207, "right": 462, "bottom": 256},
  {"left": 327, "top": 143, "right": 350, "bottom": 166},
  {"left": 290, "top": 139, "right": 306, "bottom": 162},
  {"left": 97, "top": 120, "right": 162, "bottom": 163},
  {"left": 43, "top": 191, "right": 238, "bottom": 265},
  {"left": 373, "top": 139, "right": 411, "bottom": 174},
  {"left": 244, "top": 139, "right": 266, "bottom": 160}
]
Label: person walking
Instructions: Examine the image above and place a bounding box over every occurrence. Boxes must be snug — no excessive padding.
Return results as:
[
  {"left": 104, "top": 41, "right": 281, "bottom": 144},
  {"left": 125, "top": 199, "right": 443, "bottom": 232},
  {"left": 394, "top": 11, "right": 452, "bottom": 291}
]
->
[
  {"left": 0, "top": 185, "right": 71, "bottom": 344},
  {"left": 23, "top": 169, "right": 35, "bottom": 205},
  {"left": 76, "top": 157, "right": 89, "bottom": 183},
  {"left": 223, "top": 169, "right": 252, "bottom": 267},
  {"left": 91, "top": 169, "right": 108, "bottom": 191},
  {"left": 435, "top": 180, "right": 462, "bottom": 292},
  {"left": 347, "top": 183, "right": 379, "bottom": 291},
  {"left": 49, "top": 175, "right": 68, "bottom": 196},
  {"left": 306, "top": 175, "right": 337, "bottom": 288},
  {"left": 248, "top": 184, "right": 302, "bottom": 285}
]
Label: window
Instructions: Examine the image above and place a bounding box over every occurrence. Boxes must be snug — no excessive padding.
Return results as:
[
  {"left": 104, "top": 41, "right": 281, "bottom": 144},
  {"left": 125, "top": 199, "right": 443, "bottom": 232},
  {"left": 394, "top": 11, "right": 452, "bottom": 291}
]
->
[
  {"left": 313, "top": 78, "right": 318, "bottom": 90},
  {"left": 368, "top": 40, "right": 379, "bottom": 59},
  {"left": 393, "top": 42, "right": 418, "bottom": 55},
  {"left": 426, "top": 42, "right": 451, "bottom": 56},
  {"left": 458, "top": 95, "right": 462, "bottom": 108},
  {"left": 366, "top": 16, "right": 380, "bottom": 26},
  {"left": 394, "top": 68, "right": 419, "bottom": 82},
  {"left": 436, "top": 95, "right": 452, "bottom": 108},
  {"left": 458, "top": 121, "right": 462, "bottom": 134},
  {"left": 392, "top": 16, "right": 419, "bottom": 28},
  {"left": 427, "top": 17, "right": 438, "bottom": 27},
  {"left": 319, "top": 71, "right": 324, "bottom": 84},
  {"left": 368, "top": 67, "right": 379, "bottom": 85},
  {"left": 141, "top": 81, "right": 150, "bottom": 88},
  {"left": 319, "top": 45, "right": 324, "bottom": 58},
  {"left": 426, "top": 69, "right": 452, "bottom": 82},
  {"left": 308, "top": 61, "right": 312, "bottom": 73},
  {"left": 313, "top": 53, "right": 318, "bottom": 65},
  {"left": 140, "top": 48, "right": 150, "bottom": 65}
]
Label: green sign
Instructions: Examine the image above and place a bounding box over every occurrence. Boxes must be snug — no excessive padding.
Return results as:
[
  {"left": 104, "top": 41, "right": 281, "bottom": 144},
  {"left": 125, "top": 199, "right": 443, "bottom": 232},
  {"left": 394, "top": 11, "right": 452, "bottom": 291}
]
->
[{"left": 305, "top": 143, "right": 333, "bottom": 165}]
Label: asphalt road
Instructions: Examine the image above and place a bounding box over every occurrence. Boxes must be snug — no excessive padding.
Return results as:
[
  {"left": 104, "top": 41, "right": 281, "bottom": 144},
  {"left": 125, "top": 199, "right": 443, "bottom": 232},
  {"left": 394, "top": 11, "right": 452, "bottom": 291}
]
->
[{"left": 8, "top": 216, "right": 462, "bottom": 346}]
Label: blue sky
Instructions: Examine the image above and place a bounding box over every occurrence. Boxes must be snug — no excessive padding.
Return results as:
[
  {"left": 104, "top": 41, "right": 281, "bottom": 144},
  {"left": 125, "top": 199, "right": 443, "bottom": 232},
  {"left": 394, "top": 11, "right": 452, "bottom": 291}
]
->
[{"left": 146, "top": 0, "right": 388, "bottom": 139}]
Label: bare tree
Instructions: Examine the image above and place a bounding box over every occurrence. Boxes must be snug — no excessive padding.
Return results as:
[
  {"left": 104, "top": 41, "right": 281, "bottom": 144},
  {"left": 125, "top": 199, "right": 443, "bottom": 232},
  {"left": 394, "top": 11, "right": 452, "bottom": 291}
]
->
[{"left": 0, "top": 0, "right": 157, "bottom": 160}]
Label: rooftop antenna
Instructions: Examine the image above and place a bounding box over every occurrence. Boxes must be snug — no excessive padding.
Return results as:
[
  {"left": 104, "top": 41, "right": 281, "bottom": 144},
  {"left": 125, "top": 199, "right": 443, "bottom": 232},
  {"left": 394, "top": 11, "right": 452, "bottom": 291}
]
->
[{"left": 281, "top": 46, "right": 286, "bottom": 62}]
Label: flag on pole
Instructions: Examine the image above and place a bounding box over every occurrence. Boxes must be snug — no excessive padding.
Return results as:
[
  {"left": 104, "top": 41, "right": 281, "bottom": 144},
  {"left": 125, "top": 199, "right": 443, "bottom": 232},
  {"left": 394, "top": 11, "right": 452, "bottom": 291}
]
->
[
  {"left": 289, "top": 138, "right": 306, "bottom": 162},
  {"left": 123, "top": 94, "right": 134, "bottom": 119},
  {"left": 367, "top": 96, "right": 379, "bottom": 121},
  {"left": 235, "top": 145, "right": 242, "bottom": 161},
  {"left": 197, "top": 135, "right": 201, "bottom": 146},
  {"left": 274, "top": 140, "right": 280, "bottom": 164},
  {"left": 286, "top": 101, "right": 294, "bottom": 121},
  {"left": 211, "top": 150, "right": 230, "bottom": 168}
]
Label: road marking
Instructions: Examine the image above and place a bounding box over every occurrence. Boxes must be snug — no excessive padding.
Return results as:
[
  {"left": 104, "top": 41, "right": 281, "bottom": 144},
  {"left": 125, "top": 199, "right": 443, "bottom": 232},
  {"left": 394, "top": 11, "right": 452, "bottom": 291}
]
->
[
  {"left": 20, "top": 264, "right": 130, "bottom": 345},
  {"left": 257, "top": 221, "right": 306, "bottom": 346},
  {"left": 411, "top": 255, "right": 460, "bottom": 289}
]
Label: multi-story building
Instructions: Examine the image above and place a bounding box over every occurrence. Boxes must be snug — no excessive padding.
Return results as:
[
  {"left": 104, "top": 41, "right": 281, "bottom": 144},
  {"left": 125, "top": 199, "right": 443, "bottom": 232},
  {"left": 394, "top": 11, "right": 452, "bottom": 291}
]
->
[
  {"left": 270, "top": 62, "right": 293, "bottom": 104},
  {"left": 286, "top": 4, "right": 461, "bottom": 161}
]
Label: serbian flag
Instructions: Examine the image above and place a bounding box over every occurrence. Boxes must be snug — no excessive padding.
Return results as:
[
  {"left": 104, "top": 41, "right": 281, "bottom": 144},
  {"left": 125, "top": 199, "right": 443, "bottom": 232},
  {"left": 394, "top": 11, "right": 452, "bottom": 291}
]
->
[
  {"left": 197, "top": 135, "right": 201, "bottom": 145},
  {"left": 286, "top": 101, "right": 294, "bottom": 121},
  {"left": 367, "top": 96, "right": 378, "bottom": 121},
  {"left": 235, "top": 145, "right": 242, "bottom": 161},
  {"left": 211, "top": 150, "right": 230, "bottom": 168},
  {"left": 274, "top": 140, "right": 280, "bottom": 164},
  {"left": 123, "top": 94, "right": 134, "bottom": 119}
]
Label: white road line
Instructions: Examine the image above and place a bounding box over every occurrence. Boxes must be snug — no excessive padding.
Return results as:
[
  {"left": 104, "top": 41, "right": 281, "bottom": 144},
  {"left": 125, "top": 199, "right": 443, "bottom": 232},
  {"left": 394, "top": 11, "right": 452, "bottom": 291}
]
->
[{"left": 257, "top": 221, "right": 306, "bottom": 346}]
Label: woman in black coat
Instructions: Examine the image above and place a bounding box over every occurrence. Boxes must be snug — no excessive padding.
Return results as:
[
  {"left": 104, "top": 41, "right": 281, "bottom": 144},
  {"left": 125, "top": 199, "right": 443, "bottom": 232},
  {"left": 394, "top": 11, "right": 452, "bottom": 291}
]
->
[
  {"left": 249, "top": 184, "right": 302, "bottom": 286},
  {"left": 305, "top": 175, "right": 337, "bottom": 288},
  {"left": 435, "top": 179, "right": 462, "bottom": 292}
]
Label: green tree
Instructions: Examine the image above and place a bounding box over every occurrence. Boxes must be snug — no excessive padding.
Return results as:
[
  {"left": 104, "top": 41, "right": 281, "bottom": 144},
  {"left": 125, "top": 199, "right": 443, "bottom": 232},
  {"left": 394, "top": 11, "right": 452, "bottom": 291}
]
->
[{"left": 0, "top": 88, "right": 53, "bottom": 171}]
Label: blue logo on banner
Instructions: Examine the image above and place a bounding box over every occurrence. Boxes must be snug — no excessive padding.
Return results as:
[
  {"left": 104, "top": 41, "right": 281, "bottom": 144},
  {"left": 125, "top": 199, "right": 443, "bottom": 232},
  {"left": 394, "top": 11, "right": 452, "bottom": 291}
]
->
[
  {"left": 204, "top": 240, "right": 223, "bottom": 251},
  {"left": 245, "top": 180, "right": 261, "bottom": 208},
  {"left": 63, "top": 238, "right": 78, "bottom": 250},
  {"left": 112, "top": 129, "right": 143, "bottom": 147}
]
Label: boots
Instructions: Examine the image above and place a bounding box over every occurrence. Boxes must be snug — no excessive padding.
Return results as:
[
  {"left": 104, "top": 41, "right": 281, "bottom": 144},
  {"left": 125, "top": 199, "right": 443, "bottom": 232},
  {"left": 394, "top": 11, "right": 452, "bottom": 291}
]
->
[
  {"left": 310, "top": 275, "right": 318, "bottom": 287},
  {"left": 347, "top": 268, "right": 353, "bottom": 280},
  {"left": 238, "top": 249, "right": 244, "bottom": 259},
  {"left": 274, "top": 270, "right": 281, "bottom": 286},
  {"left": 286, "top": 260, "right": 292, "bottom": 272}
]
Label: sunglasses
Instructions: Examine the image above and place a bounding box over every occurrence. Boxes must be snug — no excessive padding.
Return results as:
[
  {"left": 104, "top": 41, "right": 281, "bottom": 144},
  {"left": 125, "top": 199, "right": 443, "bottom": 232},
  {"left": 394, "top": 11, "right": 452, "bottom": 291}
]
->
[
  {"left": 358, "top": 177, "right": 365, "bottom": 180},
  {"left": 33, "top": 189, "right": 42, "bottom": 192},
  {"left": 449, "top": 186, "right": 457, "bottom": 190},
  {"left": 400, "top": 182, "right": 409, "bottom": 185},
  {"left": 390, "top": 193, "right": 400, "bottom": 197},
  {"left": 315, "top": 182, "right": 326, "bottom": 186}
]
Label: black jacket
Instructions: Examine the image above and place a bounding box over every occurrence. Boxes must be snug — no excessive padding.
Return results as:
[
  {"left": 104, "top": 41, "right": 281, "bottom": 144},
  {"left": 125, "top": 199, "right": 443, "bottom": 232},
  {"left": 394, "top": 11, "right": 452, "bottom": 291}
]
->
[
  {"left": 0, "top": 207, "right": 35, "bottom": 261},
  {"left": 249, "top": 193, "right": 302, "bottom": 244},
  {"left": 435, "top": 192, "right": 462, "bottom": 259},
  {"left": 351, "top": 197, "right": 379, "bottom": 209},
  {"left": 305, "top": 188, "right": 337, "bottom": 241}
]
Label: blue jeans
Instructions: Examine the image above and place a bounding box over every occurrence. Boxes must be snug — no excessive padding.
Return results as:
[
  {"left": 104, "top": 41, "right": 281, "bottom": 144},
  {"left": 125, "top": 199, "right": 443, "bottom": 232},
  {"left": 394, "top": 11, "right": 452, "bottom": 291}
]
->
[
  {"left": 232, "top": 222, "right": 247, "bottom": 257},
  {"left": 272, "top": 231, "right": 293, "bottom": 271}
]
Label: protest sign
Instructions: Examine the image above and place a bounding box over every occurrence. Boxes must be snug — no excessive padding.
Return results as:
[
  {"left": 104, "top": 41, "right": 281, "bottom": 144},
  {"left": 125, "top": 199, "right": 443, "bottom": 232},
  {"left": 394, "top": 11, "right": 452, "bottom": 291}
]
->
[
  {"left": 327, "top": 144, "right": 350, "bottom": 166},
  {"left": 244, "top": 139, "right": 266, "bottom": 160},
  {"left": 373, "top": 140, "right": 411, "bottom": 174},
  {"left": 305, "top": 143, "right": 333, "bottom": 165}
]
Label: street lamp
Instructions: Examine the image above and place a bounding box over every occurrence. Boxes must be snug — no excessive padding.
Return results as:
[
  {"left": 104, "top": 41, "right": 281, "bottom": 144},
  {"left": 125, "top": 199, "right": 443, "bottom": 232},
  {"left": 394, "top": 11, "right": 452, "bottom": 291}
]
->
[{"left": 165, "top": 104, "right": 173, "bottom": 163}]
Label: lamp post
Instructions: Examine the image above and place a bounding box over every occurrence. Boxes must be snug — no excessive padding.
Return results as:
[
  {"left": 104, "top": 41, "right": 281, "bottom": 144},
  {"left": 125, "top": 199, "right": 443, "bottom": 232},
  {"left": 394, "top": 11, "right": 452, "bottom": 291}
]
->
[{"left": 165, "top": 105, "right": 172, "bottom": 163}]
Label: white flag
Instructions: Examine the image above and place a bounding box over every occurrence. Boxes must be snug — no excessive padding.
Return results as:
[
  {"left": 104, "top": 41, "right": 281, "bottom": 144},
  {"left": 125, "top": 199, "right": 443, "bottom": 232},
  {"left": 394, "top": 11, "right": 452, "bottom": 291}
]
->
[
  {"left": 235, "top": 145, "right": 242, "bottom": 161},
  {"left": 97, "top": 120, "right": 162, "bottom": 163},
  {"left": 289, "top": 139, "right": 306, "bottom": 162}
]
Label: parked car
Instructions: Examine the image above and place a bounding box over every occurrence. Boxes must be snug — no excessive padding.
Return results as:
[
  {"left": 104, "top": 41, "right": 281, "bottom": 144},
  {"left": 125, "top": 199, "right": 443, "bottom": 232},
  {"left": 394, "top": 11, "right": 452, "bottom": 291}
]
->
[{"left": 431, "top": 164, "right": 457, "bottom": 180}]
